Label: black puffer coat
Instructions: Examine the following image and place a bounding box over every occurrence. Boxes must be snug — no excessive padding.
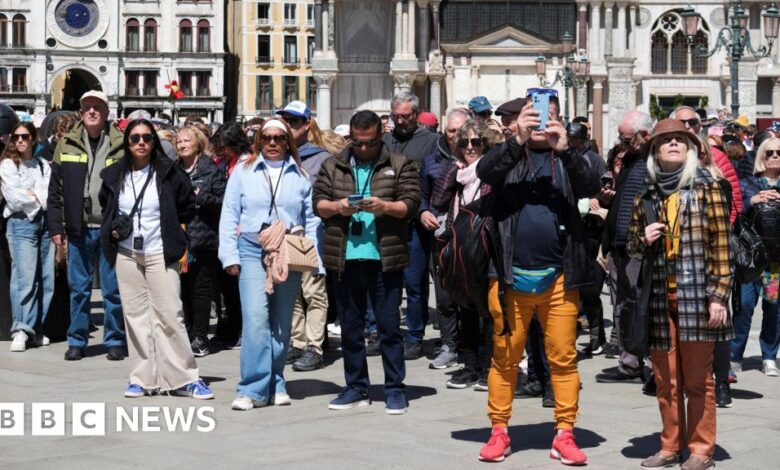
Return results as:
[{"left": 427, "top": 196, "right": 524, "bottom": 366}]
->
[{"left": 179, "top": 155, "right": 226, "bottom": 253}]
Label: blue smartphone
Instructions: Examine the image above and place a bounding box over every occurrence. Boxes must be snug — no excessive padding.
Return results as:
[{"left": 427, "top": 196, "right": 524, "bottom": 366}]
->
[
  {"left": 532, "top": 92, "right": 550, "bottom": 130},
  {"left": 347, "top": 194, "right": 364, "bottom": 206}
]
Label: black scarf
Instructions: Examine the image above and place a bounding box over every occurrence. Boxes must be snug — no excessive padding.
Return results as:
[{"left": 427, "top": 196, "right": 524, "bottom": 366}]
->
[{"left": 655, "top": 165, "right": 684, "bottom": 198}]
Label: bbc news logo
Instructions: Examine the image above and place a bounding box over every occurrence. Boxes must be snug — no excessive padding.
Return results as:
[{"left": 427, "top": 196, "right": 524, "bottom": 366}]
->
[{"left": 0, "top": 403, "right": 216, "bottom": 436}]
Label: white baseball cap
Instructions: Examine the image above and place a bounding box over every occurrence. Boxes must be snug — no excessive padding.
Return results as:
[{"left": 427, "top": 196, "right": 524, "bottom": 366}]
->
[
  {"left": 80, "top": 90, "right": 109, "bottom": 107},
  {"left": 333, "top": 124, "right": 350, "bottom": 137}
]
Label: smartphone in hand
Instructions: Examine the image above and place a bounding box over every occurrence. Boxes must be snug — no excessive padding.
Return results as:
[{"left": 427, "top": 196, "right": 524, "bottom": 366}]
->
[
  {"left": 347, "top": 194, "right": 364, "bottom": 206},
  {"left": 532, "top": 92, "right": 550, "bottom": 130}
]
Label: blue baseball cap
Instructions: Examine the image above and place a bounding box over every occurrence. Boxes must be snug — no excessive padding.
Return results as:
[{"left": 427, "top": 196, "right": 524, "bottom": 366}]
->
[
  {"left": 278, "top": 101, "right": 311, "bottom": 120},
  {"left": 468, "top": 96, "right": 492, "bottom": 113}
]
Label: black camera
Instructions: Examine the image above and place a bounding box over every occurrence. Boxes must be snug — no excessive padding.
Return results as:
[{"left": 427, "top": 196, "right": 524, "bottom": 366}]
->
[
  {"left": 83, "top": 196, "right": 93, "bottom": 215},
  {"left": 600, "top": 172, "right": 613, "bottom": 191},
  {"left": 133, "top": 236, "right": 144, "bottom": 251}
]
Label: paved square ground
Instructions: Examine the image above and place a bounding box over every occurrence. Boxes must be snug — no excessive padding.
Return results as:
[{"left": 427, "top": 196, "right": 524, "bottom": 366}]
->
[{"left": 1, "top": 290, "right": 778, "bottom": 469}]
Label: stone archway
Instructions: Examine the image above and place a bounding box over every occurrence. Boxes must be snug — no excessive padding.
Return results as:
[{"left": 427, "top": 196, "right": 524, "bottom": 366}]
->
[{"left": 50, "top": 67, "right": 103, "bottom": 111}]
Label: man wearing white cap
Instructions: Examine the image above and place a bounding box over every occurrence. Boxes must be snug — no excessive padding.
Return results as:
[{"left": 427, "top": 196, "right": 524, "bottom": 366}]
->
[
  {"left": 48, "top": 90, "right": 126, "bottom": 361},
  {"left": 278, "top": 101, "right": 331, "bottom": 372}
]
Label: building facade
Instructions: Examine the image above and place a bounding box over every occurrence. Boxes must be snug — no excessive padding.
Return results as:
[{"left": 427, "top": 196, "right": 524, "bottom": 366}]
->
[
  {"left": 228, "top": 0, "right": 316, "bottom": 120},
  {"left": 0, "top": 0, "right": 226, "bottom": 123}
]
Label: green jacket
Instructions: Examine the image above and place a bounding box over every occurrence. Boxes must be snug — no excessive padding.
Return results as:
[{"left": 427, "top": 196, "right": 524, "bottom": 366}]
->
[{"left": 47, "top": 122, "right": 124, "bottom": 237}]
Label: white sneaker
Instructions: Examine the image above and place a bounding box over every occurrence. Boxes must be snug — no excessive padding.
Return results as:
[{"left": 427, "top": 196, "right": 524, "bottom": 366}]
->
[
  {"left": 763, "top": 359, "right": 779, "bottom": 377},
  {"left": 272, "top": 393, "right": 291, "bottom": 406},
  {"left": 730, "top": 360, "right": 742, "bottom": 373},
  {"left": 327, "top": 323, "right": 341, "bottom": 336},
  {"left": 10, "top": 331, "right": 27, "bottom": 352},
  {"left": 35, "top": 335, "right": 50, "bottom": 347},
  {"left": 231, "top": 396, "right": 267, "bottom": 411}
]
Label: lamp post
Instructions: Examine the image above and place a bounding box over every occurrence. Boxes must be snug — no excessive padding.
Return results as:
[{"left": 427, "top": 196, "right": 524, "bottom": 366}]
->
[
  {"left": 535, "top": 31, "right": 590, "bottom": 123},
  {"left": 681, "top": 1, "right": 780, "bottom": 118}
]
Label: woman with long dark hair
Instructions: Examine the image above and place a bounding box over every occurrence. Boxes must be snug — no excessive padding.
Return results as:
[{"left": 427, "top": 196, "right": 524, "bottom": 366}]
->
[
  {"left": 1, "top": 122, "right": 54, "bottom": 351},
  {"left": 99, "top": 119, "right": 213, "bottom": 399},
  {"left": 219, "top": 118, "right": 322, "bottom": 410}
]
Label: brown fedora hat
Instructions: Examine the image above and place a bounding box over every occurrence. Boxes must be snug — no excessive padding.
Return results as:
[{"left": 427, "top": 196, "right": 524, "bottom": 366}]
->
[{"left": 643, "top": 118, "right": 703, "bottom": 159}]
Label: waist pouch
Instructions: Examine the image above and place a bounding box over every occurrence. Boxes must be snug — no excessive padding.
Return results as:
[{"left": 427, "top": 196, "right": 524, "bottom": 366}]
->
[{"left": 511, "top": 267, "right": 559, "bottom": 294}]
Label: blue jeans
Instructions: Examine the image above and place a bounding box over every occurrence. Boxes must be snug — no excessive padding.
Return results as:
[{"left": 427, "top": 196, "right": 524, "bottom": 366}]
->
[
  {"left": 731, "top": 280, "right": 780, "bottom": 361},
  {"left": 403, "top": 224, "right": 430, "bottom": 343},
  {"left": 236, "top": 236, "right": 302, "bottom": 403},
  {"left": 7, "top": 213, "right": 54, "bottom": 336},
  {"left": 335, "top": 260, "right": 405, "bottom": 394},
  {"left": 66, "top": 228, "right": 125, "bottom": 349}
]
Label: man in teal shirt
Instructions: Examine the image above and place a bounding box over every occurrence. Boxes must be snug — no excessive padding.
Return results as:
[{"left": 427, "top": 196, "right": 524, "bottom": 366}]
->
[{"left": 314, "top": 110, "right": 420, "bottom": 415}]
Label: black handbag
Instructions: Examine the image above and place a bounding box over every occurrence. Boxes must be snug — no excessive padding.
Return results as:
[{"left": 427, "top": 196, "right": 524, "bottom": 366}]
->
[
  {"left": 619, "top": 198, "right": 656, "bottom": 357},
  {"left": 110, "top": 168, "right": 154, "bottom": 241},
  {"left": 730, "top": 214, "right": 767, "bottom": 284}
]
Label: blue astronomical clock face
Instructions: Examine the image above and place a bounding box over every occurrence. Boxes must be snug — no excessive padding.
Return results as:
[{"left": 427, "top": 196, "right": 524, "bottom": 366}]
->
[{"left": 55, "top": 0, "right": 99, "bottom": 37}]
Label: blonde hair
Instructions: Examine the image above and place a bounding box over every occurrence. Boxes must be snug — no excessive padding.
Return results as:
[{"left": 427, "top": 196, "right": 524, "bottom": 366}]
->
[
  {"left": 320, "top": 130, "right": 347, "bottom": 156},
  {"left": 157, "top": 128, "right": 176, "bottom": 146},
  {"left": 754, "top": 137, "right": 780, "bottom": 175},
  {"left": 306, "top": 117, "right": 325, "bottom": 148},
  {"left": 175, "top": 126, "right": 208, "bottom": 157},
  {"left": 646, "top": 133, "right": 701, "bottom": 191}
]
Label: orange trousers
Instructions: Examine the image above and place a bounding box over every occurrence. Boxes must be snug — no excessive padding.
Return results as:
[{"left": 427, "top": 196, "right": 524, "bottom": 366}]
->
[
  {"left": 650, "top": 293, "right": 716, "bottom": 457},
  {"left": 487, "top": 275, "right": 580, "bottom": 429}
]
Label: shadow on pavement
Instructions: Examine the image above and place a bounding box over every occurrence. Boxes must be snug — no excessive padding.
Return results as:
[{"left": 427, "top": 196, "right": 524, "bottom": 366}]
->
[
  {"left": 621, "top": 432, "right": 731, "bottom": 462},
  {"left": 368, "top": 384, "right": 437, "bottom": 403},
  {"left": 451, "top": 422, "right": 606, "bottom": 451},
  {"left": 730, "top": 388, "right": 763, "bottom": 400},
  {"left": 287, "top": 378, "right": 343, "bottom": 399}
]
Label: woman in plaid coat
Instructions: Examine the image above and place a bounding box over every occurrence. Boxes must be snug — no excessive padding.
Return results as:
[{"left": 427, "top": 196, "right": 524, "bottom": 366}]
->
[{"left": 626, "top": 119, "right": 733, "bottom": 470}]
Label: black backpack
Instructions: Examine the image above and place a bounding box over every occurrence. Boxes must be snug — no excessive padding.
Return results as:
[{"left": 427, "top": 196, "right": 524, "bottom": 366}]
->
[
  {"left": 435, "top": 194, "right": 504, "bottom": 322},
  {"left": 748, "top": 200, "right": 780, "bottom": 262},
  {"left": 730, "top": 215, "right": 768, "bottom": 283}
]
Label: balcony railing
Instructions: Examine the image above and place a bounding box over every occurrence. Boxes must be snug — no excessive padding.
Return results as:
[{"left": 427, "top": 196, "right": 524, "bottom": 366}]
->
[
  {"left": 282, "top": 18, "right": 297, "bottom": 28},
  {"left": 143, "top": 88, "right": 157, "bottom": 96},
  {"left": 300, "top": 58, "right": 310, "bottom": 67},
  {"left": 306, "top": 19, "right": 315, "bottom": 28},
  {"left": 197, "top": 88, "right": 210, "bottom": 97},
  {"left": 282, "top": 56, "right": 298, "bottom": 66},
  {"left": 255, "top": 56, "right": 274, "bottom": 66},
  {"left": 181, "top": 88, "right": 193, "bottom": 96},
  {"left": 255, "top": 18, "right": 272, "bottom": 27},
  {"left": 125, "top": 87, "right": 140, "bottom": 96}
]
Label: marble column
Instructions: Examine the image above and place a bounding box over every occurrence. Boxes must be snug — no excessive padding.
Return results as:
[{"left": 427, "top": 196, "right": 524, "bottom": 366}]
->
[
  {"left": 314, "top": 73, "right": 335, "bottom": 129},
  {"left": 408, "top": 0, "right": 416, "bottom": 58},
  {"left": 592, "top": 78, "right": 604, "bottom": 151},
  {"left": 470, "top": 65, "right": 480, "bottom": 97},
  {"left": 578, "top": 3, "right": 588, "bottom": 51},
  {"left": 576, "top": 86, "right": 588, "bottom": 119},
  {"left": 327, "top": 0, "right": 335, "bottom": 52},
  {"left": 590, "top": 1, "right": 601, "bottom": 63},
  {"left": 445, "top": 64, "right": 454, "bottom": 110},
  {"left": 418, "top": 0, "right": 430, "bottom": 58},
  {"left": 322, "top": 8, "right": 329, "bottom": 52},
  {"left": 429, "top": 75, "right": 444, "bottom": 118},
  {"left": 615, "top": 3, "right": 626, "bottom": 58},
  {"left": 604, "top": 2, "right": 614, "bottom": 57},
  {"left": 395, "top": 1, "right": 403, "bottom": 58},
  {"left": 393, "top": 72, "right": 415, "bottom": 92},
  {"left": 402, "top": 8, "right": 409, "bottom": 55},
  {"left": 628, "top": 4, "right": 636, "bottom": 58},
  {"left": 431, "top": 0, "right": 441, "bottom": 50},
  {"left": 314, "top": 0, "right": 322, "bottom": 51},
  {"left": 773, "top": 78, "right": 780, "bottom": 117}
]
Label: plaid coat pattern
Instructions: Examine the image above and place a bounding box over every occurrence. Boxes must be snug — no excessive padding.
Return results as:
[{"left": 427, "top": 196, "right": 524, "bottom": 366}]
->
[{"left": 627, "top": 169, "right": 734, "bottom": 350}]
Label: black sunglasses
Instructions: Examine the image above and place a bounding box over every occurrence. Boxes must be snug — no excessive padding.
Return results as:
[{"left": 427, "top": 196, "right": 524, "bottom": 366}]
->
[
  {"left": 285, "top": 117, "right": 306, "bottom": 128},
  {"left": 11, "top": 133, "right": 32, "bottom": 142},
  {"left": 679, "top": 118, "right": 700, "bottom": 127},
  {"left": 129, "top": 134, "right": 154, "bottom": 144},
  {"left": 260, "top": 134, "right": 288, "bottom": 144},
  {"left": 350, "top": 139, "right": 377, "bottom": 148},
  {"left": 765, "top": 150, "right": 780, "bottom": 158},
  {"left": 458, "top": 138, "right": 484, "bottom": 149}
]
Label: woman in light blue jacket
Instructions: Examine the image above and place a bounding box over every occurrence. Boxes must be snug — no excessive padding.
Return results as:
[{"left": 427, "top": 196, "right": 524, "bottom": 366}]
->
[{"left": 219, "top": 118, "right": 322, "bottom": 410}]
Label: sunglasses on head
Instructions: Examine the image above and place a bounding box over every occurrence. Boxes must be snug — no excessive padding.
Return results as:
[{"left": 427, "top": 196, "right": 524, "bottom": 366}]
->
[
  {"left": 458, "top": 138, "right": 483, "bottom": 149},
  {"left": 11, "top": 133, "right": 32, "bottom": 142},
  {"left": 129, "top": 134, "right": 154, "bottom": 145},
  {"left": 679, "top": 118, "right": 700, "bottom": 127},
  {"left": 350, "top": 138, "right": 377, "bottom": 148},
  {"left": 260, "top": 134, "right": 288, "bottom": 144}
]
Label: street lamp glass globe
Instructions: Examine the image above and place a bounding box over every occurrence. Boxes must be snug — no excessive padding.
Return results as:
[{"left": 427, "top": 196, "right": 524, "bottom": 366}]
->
[
  {"left": 763, "top": 5, "right": 780, "bottom": 40},
  {"left": 535, "top": 56, "right": 547, "bottom": 76},
  {"left": 680, "top": 5, "right": 701, "bottom": 38}
]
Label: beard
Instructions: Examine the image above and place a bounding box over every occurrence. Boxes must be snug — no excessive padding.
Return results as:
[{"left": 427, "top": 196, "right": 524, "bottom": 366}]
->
[{"left": 394, "top": 121, "right": 417, "bottom": 138}]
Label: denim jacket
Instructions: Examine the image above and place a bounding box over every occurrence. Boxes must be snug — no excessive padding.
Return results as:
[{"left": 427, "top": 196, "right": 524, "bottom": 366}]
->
[{"left": 218, "top": 153, "right": 323, "bottom": 274}]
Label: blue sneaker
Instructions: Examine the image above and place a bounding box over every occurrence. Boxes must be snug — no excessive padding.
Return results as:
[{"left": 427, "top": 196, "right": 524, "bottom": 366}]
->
[
  {"left": 172, "top": 379, "right": 214, "bottom": 400},
  {"left": 124, "top": 383, "right": 145, "bottom": 398},
  {"left": 385, "top": 391, "right": 407, "bottom": 415},
  {"left": 328, "top": 387, "right": 370, "bottom": 410}
]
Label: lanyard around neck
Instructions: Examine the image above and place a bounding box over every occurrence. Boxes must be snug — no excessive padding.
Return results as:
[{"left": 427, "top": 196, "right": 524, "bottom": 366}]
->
[
  {"left": 264, "top": 157, "right": 287, "bottom": 218},
  {"left": 351, "top": 156, "right": 376, "bottom": 196}
]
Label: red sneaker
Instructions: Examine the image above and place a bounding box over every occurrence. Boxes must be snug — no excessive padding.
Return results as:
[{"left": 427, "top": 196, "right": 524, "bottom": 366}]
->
[
  {"left": 479, "top": 427, "right": 511, "bottom": 462},
  {"left": 550, "top": 429, "right": 588, "bottom": 466}
]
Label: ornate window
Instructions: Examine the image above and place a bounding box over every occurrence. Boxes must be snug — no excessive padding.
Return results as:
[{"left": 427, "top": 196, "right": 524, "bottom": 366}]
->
[
  {"left": 197, "top": 19, "right": 210, "bottom": 52},
  {"left": 12, "top": 14, "right": 25, "bottom": 47},
  {"left": 255, "top": 76, "right": 272, "bottom": 112},
  {"left": 179, "top": 19, "right": 193, "bottom": 52},
  {"left": 650, "top": 10, "right": 709, "bottom": 75},
  {"left": 144, "top": 19, "right": 157, "bottom": 52},
  {"left": 126, "top": 19, "right": 140, "bottom": 51},
  {"left": 0, "top": 15, "right": 7, "bottom": 47},
  {"left": 284, "top": 76, "right": 298, "bottom": 104}
]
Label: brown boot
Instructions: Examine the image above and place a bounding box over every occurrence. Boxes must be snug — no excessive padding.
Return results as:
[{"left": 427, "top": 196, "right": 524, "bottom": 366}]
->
[
  {"left": 640, "top": 451, "right": 680, "bottom": 469},
  {"left": 681, "top": 455, "right": 715, "bottom": 470}
]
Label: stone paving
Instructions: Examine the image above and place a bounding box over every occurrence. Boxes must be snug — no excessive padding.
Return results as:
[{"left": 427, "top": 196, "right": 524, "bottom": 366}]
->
[{"left": 0, "top": 291, "right": 779, "bottom": 469}]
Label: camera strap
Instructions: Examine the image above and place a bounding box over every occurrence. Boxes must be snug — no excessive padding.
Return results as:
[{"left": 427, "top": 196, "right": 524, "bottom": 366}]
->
[{"left": 129, "top": 167, "right": 155, "bottom": 231}]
